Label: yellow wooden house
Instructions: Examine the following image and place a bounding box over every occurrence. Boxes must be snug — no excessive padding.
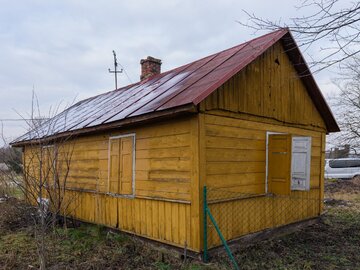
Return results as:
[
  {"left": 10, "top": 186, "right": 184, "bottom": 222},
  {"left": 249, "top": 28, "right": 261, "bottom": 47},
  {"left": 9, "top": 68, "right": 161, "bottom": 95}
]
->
[{"left": 12, "top": 28, "right": 339, "bottom": 253}]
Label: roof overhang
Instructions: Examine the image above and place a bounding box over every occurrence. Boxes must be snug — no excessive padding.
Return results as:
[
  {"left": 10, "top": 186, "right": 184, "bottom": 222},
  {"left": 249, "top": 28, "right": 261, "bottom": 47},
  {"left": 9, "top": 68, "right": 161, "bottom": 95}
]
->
[
  {"left": 11, "top": 29, "right": 339, "bottom": 147},
  {"left": 280, "top": 31, "right": 339, "bottom": 133},
  {"left": 11, "top": 103, "right": 197, "bottom": 147}
]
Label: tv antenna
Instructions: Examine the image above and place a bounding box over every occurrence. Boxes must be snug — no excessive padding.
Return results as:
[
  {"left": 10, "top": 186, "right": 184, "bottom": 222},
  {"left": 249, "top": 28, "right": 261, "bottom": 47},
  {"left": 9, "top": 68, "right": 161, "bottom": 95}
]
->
[{"left": 108, "top": 50, "right": 123, "bottom": 89}]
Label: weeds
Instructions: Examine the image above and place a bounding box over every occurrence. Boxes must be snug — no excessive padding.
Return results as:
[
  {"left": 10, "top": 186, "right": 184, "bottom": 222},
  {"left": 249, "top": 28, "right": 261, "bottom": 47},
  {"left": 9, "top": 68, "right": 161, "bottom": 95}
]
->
[{"left": 0, "top": 179, "right": 359, "bottom": 269}]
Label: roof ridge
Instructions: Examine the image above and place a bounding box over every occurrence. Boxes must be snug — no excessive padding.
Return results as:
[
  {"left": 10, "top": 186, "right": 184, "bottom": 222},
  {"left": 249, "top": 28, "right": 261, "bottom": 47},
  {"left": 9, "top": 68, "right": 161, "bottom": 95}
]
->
[
  {"left": 158, "top": 28, "right": 289, "bottom": 110},
  {"left": 152, "top": 28, "right": 289, "bottom": 82},
  {"left": 71, "top": 28, "right": 289, "bottom": 109},
  {"left": 12, "top": 28, "right": 339, "bottom": 146}
]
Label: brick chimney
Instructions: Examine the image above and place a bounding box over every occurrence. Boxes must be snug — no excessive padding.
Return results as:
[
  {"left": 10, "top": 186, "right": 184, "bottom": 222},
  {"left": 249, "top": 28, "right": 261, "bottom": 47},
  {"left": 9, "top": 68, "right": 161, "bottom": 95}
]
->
[{"left": 140, "top": 56, "right": 162, "bottom": 80}]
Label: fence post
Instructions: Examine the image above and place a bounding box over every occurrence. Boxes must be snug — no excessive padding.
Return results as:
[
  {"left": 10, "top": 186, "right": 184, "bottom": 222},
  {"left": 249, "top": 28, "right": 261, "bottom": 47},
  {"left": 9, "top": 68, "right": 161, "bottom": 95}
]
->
[
  {"left": 203, "top": 185, "right": 208, "bottom": 263},
  {"left": 207, "top": 209, "right": 240, "bottom": 270}
]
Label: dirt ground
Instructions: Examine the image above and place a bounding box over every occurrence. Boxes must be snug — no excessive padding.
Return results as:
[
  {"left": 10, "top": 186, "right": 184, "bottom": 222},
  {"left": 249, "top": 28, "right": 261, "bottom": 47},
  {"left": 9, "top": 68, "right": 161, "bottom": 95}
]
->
[
  {"left": 325, "top": 176, "right": 360, "bottom": 194},
  {"left": 0, "top": 179, "right": 359, "bottom": 270},
  {"left": 220, "top": 178, "right": 360, "bottom": 270}
]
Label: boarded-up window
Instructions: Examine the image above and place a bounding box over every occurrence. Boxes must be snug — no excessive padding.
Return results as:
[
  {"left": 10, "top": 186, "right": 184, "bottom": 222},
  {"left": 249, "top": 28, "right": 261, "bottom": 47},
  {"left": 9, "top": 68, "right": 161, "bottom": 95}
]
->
[
  {"left": 291, "top": 137, "right": 311, "bottom": 191},
  {"left": 108, "top": 134, "right": 135, "bottom": 195}
]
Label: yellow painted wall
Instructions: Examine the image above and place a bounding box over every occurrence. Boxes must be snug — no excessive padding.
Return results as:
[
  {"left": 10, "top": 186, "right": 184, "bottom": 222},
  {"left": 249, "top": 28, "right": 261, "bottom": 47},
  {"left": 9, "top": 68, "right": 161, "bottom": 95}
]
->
[
  {"left": 201, "top": 41, "right": 326, "bottom": 130},
  {"left": 202, "top": 114, "right": 324, "bottom": 192},
  {"left": 22, "top": 41, "right": 330, "bottom": 252},
  {"left": 201, "top": 114, "right": 325, "bottom": 247},
  {"left": 63, "top": 117, "right": 194, "bottom": 201},
  {"left": 24, "top": 115, "right": 202, "bottom": 251},
  {"left": 199, "top": 40, "right": 327, "bottom": 248}
]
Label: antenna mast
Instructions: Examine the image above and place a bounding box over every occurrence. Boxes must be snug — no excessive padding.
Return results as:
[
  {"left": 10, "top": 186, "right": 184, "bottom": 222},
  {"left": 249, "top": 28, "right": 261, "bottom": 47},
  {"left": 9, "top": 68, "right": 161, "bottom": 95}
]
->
[{"left": 108, "top": 50, "right": 123, "bottom": 89}]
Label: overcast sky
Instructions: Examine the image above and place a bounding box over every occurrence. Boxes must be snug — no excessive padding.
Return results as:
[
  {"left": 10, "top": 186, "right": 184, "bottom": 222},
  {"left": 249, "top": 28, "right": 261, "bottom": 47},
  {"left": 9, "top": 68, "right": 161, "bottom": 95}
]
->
[{"left": 0, "top": 0, "right": 340, "bottom": 144}]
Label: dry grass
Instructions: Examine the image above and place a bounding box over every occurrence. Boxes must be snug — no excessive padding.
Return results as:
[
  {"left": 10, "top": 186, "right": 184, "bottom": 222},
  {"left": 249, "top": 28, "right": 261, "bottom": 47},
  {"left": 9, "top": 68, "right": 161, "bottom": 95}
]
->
[
  {"left": 210, "top": 178, "right": 360, "bottom": 270},
  {"left": 0, "top": 198, "right": 209, "bottom": 270},
  {"left": 0, "top": 179, "right": 359, "bottom": 270}
]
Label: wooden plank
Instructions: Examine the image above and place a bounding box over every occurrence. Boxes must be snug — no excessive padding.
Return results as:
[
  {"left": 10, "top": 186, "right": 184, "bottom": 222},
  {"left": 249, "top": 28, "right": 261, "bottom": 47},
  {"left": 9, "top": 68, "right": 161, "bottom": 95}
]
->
[
  {"left": 158, "top": 200, "right": 165, "bottom": 240},
  {"left": 206, "top": 173, "right": 265, "bottom": 188},
  {"left": 135, "top": 170, "right": 191, "bottom": 182},
  {"left": 171, "top": 203, "right": 179, "bottom": 244},
  {"left": 152, "top": 200, "right": 159, "bottom": 239},
  {"left": 268, "top": 134, "right": 291, "bottom": 195},
  {"left": 133, "top": 118, "right": 191, "bottom": 139},
  {"left": 206, "top": 148, "right": 265, "bottom": 162},
  {"left": 136, "top": 158, "right": 190, "bottom": 171},
  {"left": 136, "top": 147, "right": 191, "bottom": 159},
  {"left": 204, "top": 114, "right": 324, "bottom": 137},
  {"left": 185, "top": 204, "right": 191, "bottom": 247},
  {"left": 206, "top": 124, "right": 265, "bottom": 140},
  {"left": 319, "top": 133, "right": 326, "bottom": 213},
  {"left": 165, "top": 202, "right": 172, "bottom": 241},
  {"left": 206, "top": 136, "right": 265, "bottom": 150},
  {"left": 206, "top": 161, "right": 265, "bottom": 175},
  {"left": 135, "top": 189, "right": 190, "bottom": 202},
  {"left": 146, "top": 199, "right": 153, "bottom": 237},
  {"left": 119, "top": 136, "right": 134, "bottom": 195},
  {"left": 136, "top": 180, "right": 191, "bottom": 194},
  {"left": 190, "top": 114, "right": 202, "bottom": 251},
  {"left": 200, "top": 41, "right": 326, "bottom": 130},
  {"left": 178, "top": 204, "right": 187, "bottom": 247},
  {"left": 135, "top": 199, "right": 141, "bottom": 234},
  {"left": 136, "top": 133, "right": 191, "bottom": 150}
]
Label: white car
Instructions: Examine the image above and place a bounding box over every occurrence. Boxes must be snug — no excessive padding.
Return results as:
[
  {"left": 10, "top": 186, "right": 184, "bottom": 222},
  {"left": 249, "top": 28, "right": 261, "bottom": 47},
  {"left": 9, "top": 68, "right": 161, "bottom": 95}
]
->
[{"left": 325, "top": 158, "right": 360, "bottom": 179}]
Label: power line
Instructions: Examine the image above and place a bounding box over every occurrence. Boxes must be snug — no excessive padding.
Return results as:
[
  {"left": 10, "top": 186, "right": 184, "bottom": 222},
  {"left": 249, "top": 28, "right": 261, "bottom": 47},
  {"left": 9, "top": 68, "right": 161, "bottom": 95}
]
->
[
  {"left": 0, "top": 119, "right": 30, "bottom": 121},
  {"left": 118, "top": 62, "right": 133, "bottom": 84},
  {"left": 0, "top": 118, "right": 48, "bottom": 121}
]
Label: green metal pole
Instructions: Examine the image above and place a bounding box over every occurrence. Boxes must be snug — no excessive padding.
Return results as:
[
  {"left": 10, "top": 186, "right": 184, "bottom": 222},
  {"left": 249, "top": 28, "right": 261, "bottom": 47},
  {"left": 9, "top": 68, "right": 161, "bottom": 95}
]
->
[
  {"left": 207, "top": 209, "right": 240, "bottom": 270},
  {"left": 203, "top": 186, "right": 208, "bottom": 263}
]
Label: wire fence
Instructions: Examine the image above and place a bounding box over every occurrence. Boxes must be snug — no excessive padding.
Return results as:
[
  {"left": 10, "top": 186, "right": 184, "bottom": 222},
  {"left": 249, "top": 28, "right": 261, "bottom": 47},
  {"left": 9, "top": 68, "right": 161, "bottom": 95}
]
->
[{"left": 203, "top": 184, "right": 360, "bottom": 269}]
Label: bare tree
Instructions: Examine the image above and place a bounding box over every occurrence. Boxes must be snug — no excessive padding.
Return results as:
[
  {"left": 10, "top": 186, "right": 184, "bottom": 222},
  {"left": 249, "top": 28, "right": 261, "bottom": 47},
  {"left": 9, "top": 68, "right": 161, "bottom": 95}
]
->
[
  {"left": 330, "top": 56, "right": 360, "bottom": 153},
  {"left": 240, "top": 0, "right": 360, "bottom": 72},
  {"left": 0, "top": 93, "right": 79, "bottom": 270}
]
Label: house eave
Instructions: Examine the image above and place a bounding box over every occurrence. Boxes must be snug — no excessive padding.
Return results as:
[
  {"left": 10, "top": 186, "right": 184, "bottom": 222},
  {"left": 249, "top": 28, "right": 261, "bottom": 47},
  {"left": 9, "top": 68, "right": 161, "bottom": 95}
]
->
[{"left": 11, "top": 103, "right": 198, "bottom": 147}]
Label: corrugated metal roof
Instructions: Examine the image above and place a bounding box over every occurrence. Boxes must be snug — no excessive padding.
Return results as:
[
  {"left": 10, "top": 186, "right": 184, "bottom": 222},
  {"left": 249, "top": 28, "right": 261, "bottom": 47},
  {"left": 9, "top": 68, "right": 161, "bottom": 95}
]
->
[{"left": 12, "top": 28, "right": 339, "bottom": 145}]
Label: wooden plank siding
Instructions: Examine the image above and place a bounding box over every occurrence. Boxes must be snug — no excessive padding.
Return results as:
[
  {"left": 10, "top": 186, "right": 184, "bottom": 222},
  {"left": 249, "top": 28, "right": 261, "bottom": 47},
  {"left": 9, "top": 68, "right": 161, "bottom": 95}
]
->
[
  {"left": 199, "top": 40, "right": 327, "bottom": 248},
  {"left": 202, "top": 114, "right": 324, "bottom": 247},
  {"left": 201, "top": 41, "right": 326, "bottom": 130},
  {"left": 23, "top": 115, "right": 201, "bottom": 251},
  {"left": 205, "top": 114, "right": 324, "bottom": 194},
  {"left": 22, "top": 40, "right": 331, "bottom": 253},
  {"left": 203, "top": 114, "right": 324, "bottom": 192},
  {"left": 206, "top": 189, "right": 321, "bottom": 248}
]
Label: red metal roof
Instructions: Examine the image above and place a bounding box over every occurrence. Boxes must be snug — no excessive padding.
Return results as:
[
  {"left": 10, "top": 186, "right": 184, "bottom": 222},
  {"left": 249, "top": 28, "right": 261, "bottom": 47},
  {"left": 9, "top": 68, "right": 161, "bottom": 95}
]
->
[{"left": 12, "top": 28, "right": 339, "bottom": 145}]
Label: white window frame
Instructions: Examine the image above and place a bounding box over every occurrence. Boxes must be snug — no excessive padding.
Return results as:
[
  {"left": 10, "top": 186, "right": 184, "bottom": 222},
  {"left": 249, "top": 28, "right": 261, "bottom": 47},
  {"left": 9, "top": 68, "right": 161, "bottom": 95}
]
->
[{"left": 108, "top": 133, "right": 136, "bottom": 198}]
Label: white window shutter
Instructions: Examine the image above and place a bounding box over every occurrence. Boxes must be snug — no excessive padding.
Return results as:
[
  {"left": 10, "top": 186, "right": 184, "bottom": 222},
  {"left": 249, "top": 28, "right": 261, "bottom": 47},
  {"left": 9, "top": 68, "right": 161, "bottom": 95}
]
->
[{"left": 291, "top": 137, "right": 311, "bottom": 190}]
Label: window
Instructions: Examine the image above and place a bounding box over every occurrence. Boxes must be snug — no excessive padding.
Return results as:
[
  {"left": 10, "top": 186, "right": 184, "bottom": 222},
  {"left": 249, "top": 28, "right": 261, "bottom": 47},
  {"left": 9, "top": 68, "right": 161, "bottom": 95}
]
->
[
  {"left": 329, "top": 159, "right": 360, "bottom": 168},
  {"left": 291, "top": 137, "right": 311, "bottom": 191},
  {"left": 267, "top": 134, "right": 312, "bottom": 194},
  {"left": 108, "top": 134, "right": 135, "bottom": 196}
]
